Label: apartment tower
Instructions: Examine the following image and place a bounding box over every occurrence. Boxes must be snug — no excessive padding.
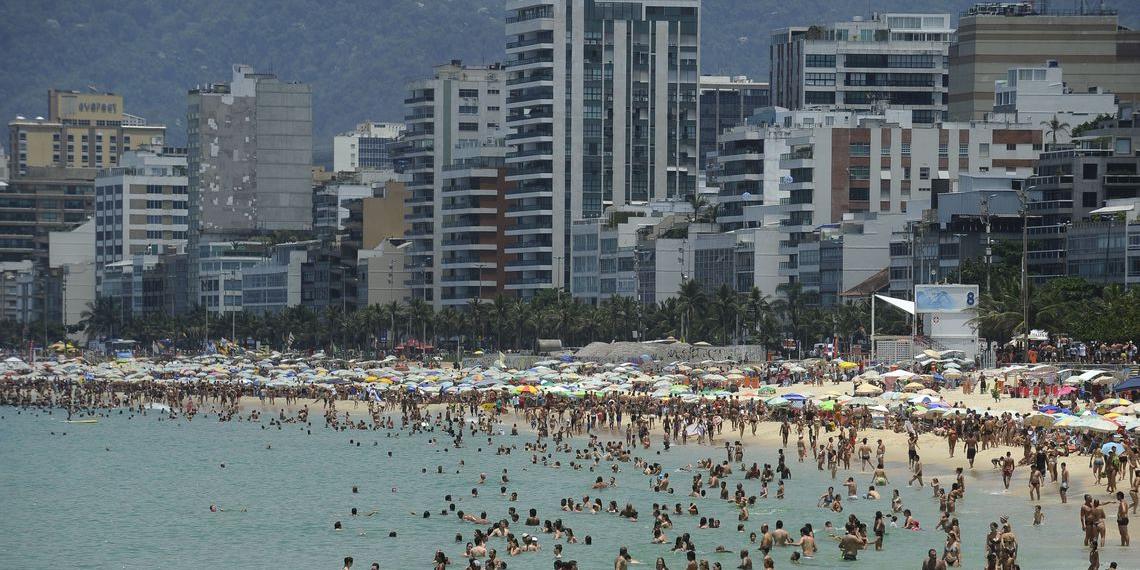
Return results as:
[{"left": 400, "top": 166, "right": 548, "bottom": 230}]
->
[{"left": 505, "top": 0, "right": 700, "bottom": 297}]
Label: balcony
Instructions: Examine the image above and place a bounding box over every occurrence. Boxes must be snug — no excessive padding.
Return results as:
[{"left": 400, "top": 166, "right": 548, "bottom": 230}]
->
[
  {"left": 403, "top": 95, "right": 434, "bottom": 105},
  {"left": 507, "top": 35, "right": 554, "bottom": 50},
  {"left": 1104, "top": 174, "right": 1140, "bottom": 186},
  {"left": 505, "top": 54, "right": 554, "bottom": 69},
  {"left": 507, "top": 109, "right": 554, "bottom": 122},
  {"left": 1025, "top": 174, "right": 1073, "bottom": 188},
  {"left": 509, "top": 221, "right": 552, "bottom": 231},
  {"left": 404, "top": 111, "right": 434, "bottom": 121},
  {"left": 507, "top": 73, "right": 554, "bottom": 86}
]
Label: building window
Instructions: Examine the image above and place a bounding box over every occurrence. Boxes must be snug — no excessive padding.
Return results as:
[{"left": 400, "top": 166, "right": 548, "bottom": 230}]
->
[
  {"left": 849, "top": 143, "right": 870, "bottom": 157},
  {"left": 959, "top": 143, "right": 968, "bottom": 156},
  {"left": 458, "top": 122, "right": 479, "bottom": 131},
  {"left": 901, "top": 143, "right": 911, "bottom": 156},
  {"left": 881, "top": 144, "right": 891, "bottom": 156},
  {"left": 848, "top": 166, "right": 870, "bottom": 180},
  {"left": 979, "top": 143, "right": 989, "bottom": 157},
  {"left": 458, "top": 89, "right": 480, "bottom": 98},
  {"left": 919, "top": 167, "right": 930, "bottom": 180},
  {"left": 938, "top": 144, "right": 948, "bottom": 158},
  {"left": 804, "top": 72, "right": 835, "bottom": 86},
  {"left": 805, "top": 54, "right": 836, "bottom": 68},
  {"left": 458, "top": 106, "right": 479, "bottom": 114},
  {"left": 804, "top": 91, "right": 835, "bottom": 105},
  {"left": 1005, "top": 143, "right": 1016, "bottom": 151}
]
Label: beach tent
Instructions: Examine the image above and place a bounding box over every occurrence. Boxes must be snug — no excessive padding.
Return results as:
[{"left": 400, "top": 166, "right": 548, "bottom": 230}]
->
[{"left": 1112, "top": 377, "right": 1140, "bottom": 393}]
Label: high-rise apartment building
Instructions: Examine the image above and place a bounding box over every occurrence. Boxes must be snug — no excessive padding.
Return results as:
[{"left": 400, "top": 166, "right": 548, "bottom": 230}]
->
[
  {"left": 186, "top": 64, "right": 312, "bottom": 310},
  {"left": 771, "top": 13, "right": 952, "bottom": 124},
  {"left": 0, "top": 166, "right": 94, "bottom": 265},
  {"left": 723, "top": 108, "right": 1041, "bottom": 298},
  {"left": 7, "top": 90, "right": 166, "bottom": 177},
  {"left": 333, "top": 122, "right": 405, "bottom": 173},
  {"left": 505, "top": 0, "right": 700, "bottom": 297},
  {"left": 698, "top": 75, "right": 770, "bottom": 172},
  {"left": 93, "top": 148, "right": 189, "bottom": 287},
  {"left": 438, "top": 141, "right": 510, "bottom": 307},
  {"left": 991, "top": 61, "right": 1118, "bottom": 141},
  {"left": 400, "top": 60, "right": 505, "bottom": 303},
  {"left": 949, "top": 3, "right": 1140, "bottom": 121}
]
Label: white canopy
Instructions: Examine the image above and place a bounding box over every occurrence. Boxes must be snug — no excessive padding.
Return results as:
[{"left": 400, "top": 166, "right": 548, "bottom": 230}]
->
[{"left": 875, "top": 294, "right": 915, "bottom": 315}]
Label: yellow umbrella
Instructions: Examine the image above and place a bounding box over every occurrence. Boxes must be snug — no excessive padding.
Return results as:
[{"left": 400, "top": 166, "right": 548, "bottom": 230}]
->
[
  {"left": 838, "top": 361, "right": 859, "bottom": 370},
  {"left": 1100, "top": 398, "right": 1132, "bottom": 407},
  {"left": 902, "top": 382, "right": 925, "bottom": 392}
]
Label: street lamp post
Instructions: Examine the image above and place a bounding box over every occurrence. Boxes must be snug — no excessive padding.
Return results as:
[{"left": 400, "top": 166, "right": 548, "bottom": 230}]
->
[{"left": 1018, "top": 187, "right": 1030, "bottom": 362}]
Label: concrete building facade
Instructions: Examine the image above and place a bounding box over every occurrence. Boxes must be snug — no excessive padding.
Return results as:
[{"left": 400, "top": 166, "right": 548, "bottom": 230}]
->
[
  {"left": 771, "top": 13, "right": 952, "bottom": 124},
  {"left": 333, "top": 121, "right": 405, "bottom": 173},
  {"left": 991, "top": 61, "right": 1119, "bottom": 141},
  {"left": 400, "top": 60, "right": 505, "bottom": 303},
  {"left": 698, "top": 75, "right": 770, "bottom": 173},
  {"left": 187, "top": 64, "right": 313, "bottom": 310},
  {"left": 7, "top": 89, "right": 165, "bottom": 177},
  {"left": 0, "top": 166, "right": 94, "bottom": 266},
  {"left": 93, "top": 149, "right": 188, "bottom": 286},
  {"left": 949, "top": 3, "right": 1140, "bottom": 121},
  {"left": 505, "top": 0, "right": 701, "bottom": 297}
]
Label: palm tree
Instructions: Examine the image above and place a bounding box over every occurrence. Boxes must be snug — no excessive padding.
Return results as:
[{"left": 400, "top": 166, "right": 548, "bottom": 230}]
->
[
  {"left": 676, "top": 279, "right": 707, "bottom": 342},
  {"left": 490, "top": 294, "right": 512, "bottom": 350},
  {"left": 404, "top": 298, "right": 433, "bottom": 343},
  {"left": 709, "top": 284, "right": 741, "bottom": 345},
  {"left": 80, "top": 297, "right": 121, "bottom": 339},
  {"left": 772, "top": 282, "right": 819, "bottom": 354},
  {"left": 380, "top": 301, "right": 403, "bottom": 348},
  {"left": 1041, "top": 115, "right": 1071, "bottom": 145}
]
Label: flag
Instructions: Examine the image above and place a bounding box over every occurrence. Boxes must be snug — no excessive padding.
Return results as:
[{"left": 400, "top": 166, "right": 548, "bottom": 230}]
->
[{"left": 286, "top": 332, "right": 294, "bottom": 349}]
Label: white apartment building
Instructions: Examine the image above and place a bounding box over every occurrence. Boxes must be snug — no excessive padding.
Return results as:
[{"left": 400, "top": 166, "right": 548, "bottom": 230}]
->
[
  {"left": 991, "top": 61, "right": 1118, "bottom": 142},
  {"left": 401, "top": 60, "right": 505, "bottom": 303},
  {"left": 332, "top": 121, "right": 404, "bottom": 173},
  {"left": 505, "top": 0, "right": 701, "bottom": 297},
  {"left": 771, "top": 13, "right": 952, "bottom": 124},
  {"left": 728, "top": 107, "right": 1042, "bottom": 296},
  {"left": 93, "top": 148, "right": 188, "bottom": 287}
]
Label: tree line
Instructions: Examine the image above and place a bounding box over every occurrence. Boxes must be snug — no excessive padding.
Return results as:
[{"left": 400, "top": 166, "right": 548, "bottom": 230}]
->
[{"left": 71, "top": 282, "right": 876, "bottom": 356}]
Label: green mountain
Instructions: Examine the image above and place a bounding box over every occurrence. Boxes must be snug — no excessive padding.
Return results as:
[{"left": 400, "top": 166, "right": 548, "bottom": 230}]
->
[{"left": 1, "top": 0, "right": 1136, "bottom": 152}]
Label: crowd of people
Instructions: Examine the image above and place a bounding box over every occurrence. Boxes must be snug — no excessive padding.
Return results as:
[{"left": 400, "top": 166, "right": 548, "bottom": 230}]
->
[{"left": 2, "top": 359, "right": 1136, "bottom": 569}]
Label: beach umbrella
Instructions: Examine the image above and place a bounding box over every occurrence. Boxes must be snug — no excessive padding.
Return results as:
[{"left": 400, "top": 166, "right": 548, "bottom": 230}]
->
[
  {"left": 838, "top": 361, "right": 859, "bottom": 370},
  {"left": 817, "top": 400, "right": 836, "bottom": 411},
  {"left": 783, "top": 393, "right": 806, "bottom": 402},
  {"left": 1070, "top": 414, "right": 1120, "bottom": 433},
  {"left": 902, "top": 382, "right": 925, "bottom": 392},
  {"left": 815, "top": 392, "right": 843, "bottom": 401},
  {"left": 1099, "top": 397, "right": 1132, "bottom": 407},
  {"left": 883, "top": 369, "right": 917, "bottom": 380},
  {"left": 1024, "top": 413, "right": 1063, "bottom": 427},
  {"left": 845, "top": 396, "right": 880, "bottom": 406},
  {"left": 765, "top": 396, "right": 790, "bottom": 407},
  {"left": 880, "top": 391, "right": 905, "bottom": 400},
  {"left": 854, "top": 383, "right": 883, "bottom": 396},
  {"left": 758, "top": 385, "right": 777, "bottom": 395},
  {"left": 1102, "top": 442, "right": 1127, "bottom": 455}
]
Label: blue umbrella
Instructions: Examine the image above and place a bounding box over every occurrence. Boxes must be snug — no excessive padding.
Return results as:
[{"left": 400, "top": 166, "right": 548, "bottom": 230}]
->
[
  {"left": 784, "top": 393, "right": 806, "bottom": 401},
  {"left": 1102, "top": 442, "right": 1126, "bottom": 455}
]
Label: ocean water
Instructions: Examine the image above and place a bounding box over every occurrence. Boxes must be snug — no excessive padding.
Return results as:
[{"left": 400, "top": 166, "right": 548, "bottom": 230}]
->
[{"left": 0, "top": 408, "right": 1106, "bottom": 569}]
